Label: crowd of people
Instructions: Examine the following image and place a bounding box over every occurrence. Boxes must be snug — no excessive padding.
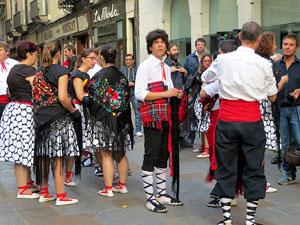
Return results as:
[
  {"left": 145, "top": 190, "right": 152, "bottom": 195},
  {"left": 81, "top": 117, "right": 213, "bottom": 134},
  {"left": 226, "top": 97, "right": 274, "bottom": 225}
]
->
[{"left": 0, "top": 20, "right": 299, "bottom": 225}]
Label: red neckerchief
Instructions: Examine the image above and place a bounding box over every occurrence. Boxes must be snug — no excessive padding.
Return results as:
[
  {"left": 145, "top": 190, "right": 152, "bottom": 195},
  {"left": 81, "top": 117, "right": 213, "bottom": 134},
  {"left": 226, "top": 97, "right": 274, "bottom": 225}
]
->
[{"left": 1, "top": 62, "right": 7, "bottom": 72}]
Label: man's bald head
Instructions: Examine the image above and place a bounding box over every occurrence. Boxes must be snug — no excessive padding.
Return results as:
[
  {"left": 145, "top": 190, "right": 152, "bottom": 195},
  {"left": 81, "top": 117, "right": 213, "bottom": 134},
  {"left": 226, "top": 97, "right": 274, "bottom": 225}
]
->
[{"left": 241, "top": 21, "right": 263, "bottom": 43}]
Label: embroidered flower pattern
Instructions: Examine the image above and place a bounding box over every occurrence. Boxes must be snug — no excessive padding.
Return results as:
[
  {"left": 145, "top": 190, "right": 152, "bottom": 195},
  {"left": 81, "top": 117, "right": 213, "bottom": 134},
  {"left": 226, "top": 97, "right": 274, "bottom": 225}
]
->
[
  {"left": 32, "top": 71, "right": 59, "bottom": 110},
  {"left": 89, "top": 76, "right": 129, "bottom": 117}
]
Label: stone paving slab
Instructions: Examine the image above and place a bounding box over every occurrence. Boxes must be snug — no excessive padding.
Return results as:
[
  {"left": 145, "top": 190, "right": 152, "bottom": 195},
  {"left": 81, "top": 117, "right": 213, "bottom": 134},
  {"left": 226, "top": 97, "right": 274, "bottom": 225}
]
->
[{"left": 0, "top": 135, "right": 299, "bottom": 225}]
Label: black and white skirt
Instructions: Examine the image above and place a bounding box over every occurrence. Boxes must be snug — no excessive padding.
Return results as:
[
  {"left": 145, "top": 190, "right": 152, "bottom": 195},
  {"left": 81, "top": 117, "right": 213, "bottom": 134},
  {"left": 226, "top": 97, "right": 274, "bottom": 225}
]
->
[
  {"left": 191, "top": 95, "right": 210, "bottom": 132},
  {"left": 0, "top": 102, "right": 35, "bottom": 167},
  {"left": 85, "top": 116, "right": 132, "bottom": 162},
  {"left": 260, "top": 99, "right": 280, "bottom": 151},
  {"left": 35, "top": 114, "right": 80, "bottom": 158}
]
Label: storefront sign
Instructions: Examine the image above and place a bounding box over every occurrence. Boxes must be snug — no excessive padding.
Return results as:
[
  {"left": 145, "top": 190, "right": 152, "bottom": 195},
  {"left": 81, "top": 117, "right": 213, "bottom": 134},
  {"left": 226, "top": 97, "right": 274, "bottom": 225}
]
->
[
  {"left": 77, "top": 14, "right": 89, "bottom": 31},
  {"left": 39, "top": 13, "right": 88, "bottom": 43},
  {"left": 41, "top": 18, "right": 78, "bottom": 42},
  {"left": 93, "top": 3, "right": 120, "bottom": 23}
]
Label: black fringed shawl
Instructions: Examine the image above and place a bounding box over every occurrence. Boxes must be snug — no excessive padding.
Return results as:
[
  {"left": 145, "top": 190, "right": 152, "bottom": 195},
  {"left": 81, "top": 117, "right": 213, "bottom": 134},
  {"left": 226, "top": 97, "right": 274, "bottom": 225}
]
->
[
  {"left": 32, "top": 65, "right": 82, "bottom": 184},
  {"left": 88, "top": 66, "right": 134, "bottom": 161}
]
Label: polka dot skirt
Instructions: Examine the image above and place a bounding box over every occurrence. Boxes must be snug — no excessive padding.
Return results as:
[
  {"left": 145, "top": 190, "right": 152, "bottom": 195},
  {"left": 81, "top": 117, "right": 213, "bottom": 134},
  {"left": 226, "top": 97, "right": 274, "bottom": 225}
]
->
[
  {"left": 34, "top": 114, "right": 80, "bottom": 158},
  {"left": 192, "top": 95, "right": 210, "bottom": 132},
  {"left": 0, "top": 102, "right": 35, "bottom": 167},
  {"left": 260, "top": 99, "right": 280, "bottom": 151},
  {"left": 85, "top": 116, "right": 132, "bottom": 154}
]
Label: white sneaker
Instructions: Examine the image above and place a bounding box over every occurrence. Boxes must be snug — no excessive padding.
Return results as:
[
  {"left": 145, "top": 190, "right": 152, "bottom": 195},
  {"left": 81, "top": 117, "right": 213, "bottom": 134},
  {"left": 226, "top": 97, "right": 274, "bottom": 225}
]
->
[
  {"left": 64, "top": 180, "right": 77, "bottom": 187},
  {"left": 39, "top": 194, "right": 56, "bottom": 203},
  {"left": 196, "top": 151, "right": 209, "bottom": 158},
  {"left": 56, "top": 198, "right": 78, "bottom": 206},
  {"left": 192, "top": 148, "right": 202, "bottom": 153},
  {"left": 98, "top": 189, "right": 114, "bottom": 197},
  {"left": 266, "top": 186, "right": 277, "bottom": 193},
  {"left": 113, "top": 173, "right": 119, "bottom": 180},
  {"left": 112, "top": 185, "right": 128, "bottom": 194},
  {"left": 267, "top": 182, "right": 271, "bottom": 187},
  {"left": 136, "top": 132, "right": 143, "bottom": 137},
  {"left": 17, "top": 192, "right": 40, "bottom": 199}
]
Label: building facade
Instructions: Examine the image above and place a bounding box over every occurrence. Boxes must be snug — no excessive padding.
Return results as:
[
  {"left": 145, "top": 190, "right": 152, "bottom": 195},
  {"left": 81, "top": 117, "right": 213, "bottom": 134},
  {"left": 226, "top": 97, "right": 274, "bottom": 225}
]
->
[
  {"left": 3, "top": 0, "right": 68, "bottom": 56},
  {"left": 3, "top": 0, "right": 136, "bottom": 68},
  {"left": 138, "top": 0, "right": 300, "bottom": 64}
]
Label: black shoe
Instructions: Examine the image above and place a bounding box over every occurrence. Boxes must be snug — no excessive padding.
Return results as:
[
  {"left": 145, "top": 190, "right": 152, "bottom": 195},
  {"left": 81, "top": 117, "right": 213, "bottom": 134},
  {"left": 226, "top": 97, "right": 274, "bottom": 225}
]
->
[
  {"left": 271, "top": 156, "right": 278, "bottom": 164},
  {"left": 94, "top": 166, "right": 103, "bottom": 176},
  {"left": 207, "top": 198, "right": 221, "bottom": 208}
]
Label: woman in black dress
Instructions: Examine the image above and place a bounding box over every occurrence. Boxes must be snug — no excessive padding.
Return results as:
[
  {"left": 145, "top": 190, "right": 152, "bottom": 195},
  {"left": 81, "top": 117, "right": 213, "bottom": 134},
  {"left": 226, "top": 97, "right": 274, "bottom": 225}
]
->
[
  {"left": 0, "top": 40, "right": 40, "bottom": 199},
  {"left": 64, "top": 48, "right": 98, "bottom": 187},
  {"left": 85, "top": 45, "right": 133, "bottom": 197},
  {"left": 33, "top": 40, "right": 80, "bottom": 206}
]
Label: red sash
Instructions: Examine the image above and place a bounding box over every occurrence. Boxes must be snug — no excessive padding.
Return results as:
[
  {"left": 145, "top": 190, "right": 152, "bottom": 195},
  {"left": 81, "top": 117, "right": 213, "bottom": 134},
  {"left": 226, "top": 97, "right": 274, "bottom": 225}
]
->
[{"left": 219, "top": 99, "right": 261, "bottom": 122}]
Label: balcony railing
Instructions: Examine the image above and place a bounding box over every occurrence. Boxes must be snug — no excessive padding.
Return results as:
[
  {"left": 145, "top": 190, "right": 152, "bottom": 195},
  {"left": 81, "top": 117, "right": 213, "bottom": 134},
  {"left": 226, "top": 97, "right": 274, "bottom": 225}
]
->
[
  {"left": 5, "top": 19, "right": 19, "bottom": 38},
  {"left": 30, "top": 0, "right": 48, "bottom": 23},
  {"left": 14, "top": 11, "right": 28, "bottom": 33}
]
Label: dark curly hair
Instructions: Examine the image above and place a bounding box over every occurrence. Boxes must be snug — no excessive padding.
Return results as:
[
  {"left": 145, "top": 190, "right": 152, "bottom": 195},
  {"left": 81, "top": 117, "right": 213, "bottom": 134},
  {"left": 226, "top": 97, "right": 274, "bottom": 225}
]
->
[
  {"left": 17, "top": 40, "right": 39, "bottom": 61},
  {"left": 146, "top": 29, "right": 169, "bottom": 55},
  {"left": 255, "top": 32, "right": 274, "bottom": 57}
]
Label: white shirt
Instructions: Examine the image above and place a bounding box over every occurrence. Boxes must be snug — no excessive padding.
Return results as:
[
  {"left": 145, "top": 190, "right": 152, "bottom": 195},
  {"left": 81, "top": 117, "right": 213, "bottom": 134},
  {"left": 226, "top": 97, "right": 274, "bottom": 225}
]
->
[
  {"left": 0, "top": 58, "right": 19, "bottom": 95},
  {"left": 87, "top": 64, "right": 102, "bottom": 78},
  {"left": 135, "top": 54, "right": 174, "bottom": 102},
  {"left": 202, "top": 46, "right": 277, "bottom": 101}
]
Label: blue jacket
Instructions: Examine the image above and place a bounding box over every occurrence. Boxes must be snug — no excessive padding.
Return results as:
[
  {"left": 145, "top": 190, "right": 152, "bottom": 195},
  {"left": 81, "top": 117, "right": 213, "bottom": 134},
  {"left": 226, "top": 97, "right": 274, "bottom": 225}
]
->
[
  {"left": 183, "top": 51, "right": 199, "bottom": 78},
  {"left": 119, "top": 66, "right": 137, "bottom": 82}
]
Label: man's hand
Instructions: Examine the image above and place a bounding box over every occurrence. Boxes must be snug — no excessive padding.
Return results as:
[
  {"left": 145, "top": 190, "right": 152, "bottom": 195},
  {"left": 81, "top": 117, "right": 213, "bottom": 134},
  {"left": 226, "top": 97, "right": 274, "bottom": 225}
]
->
[
  {"left": 177, "top": 89, "right": 183, "bottom": 98},
  {"left": 129, "top": 81, "right": 135, "bottom": 86},
  {"left": 165, "top": 88, "right": 179, "bottom": 98},
  {"left": 177, "top": 66, "right": 185, "bottom": 73},
  {"left": 290, "top": 88, "right": 300, "bottom": 99},
  {"left": 170, "top": 67, "right": 178, "bottom": 73}
]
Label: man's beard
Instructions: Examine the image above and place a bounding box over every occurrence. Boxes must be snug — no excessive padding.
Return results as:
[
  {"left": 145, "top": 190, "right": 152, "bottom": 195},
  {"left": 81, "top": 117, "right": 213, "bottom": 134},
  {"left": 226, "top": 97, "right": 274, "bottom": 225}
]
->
[{"left": 170, "top": 53, "right": 179, "bottom": 62}]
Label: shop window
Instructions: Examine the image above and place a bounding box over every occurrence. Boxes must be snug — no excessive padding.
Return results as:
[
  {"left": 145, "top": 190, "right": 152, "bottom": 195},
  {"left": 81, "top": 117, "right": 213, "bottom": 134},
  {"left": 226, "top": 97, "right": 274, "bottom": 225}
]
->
[
  {"left": 170, "top": 0, "right": 191, "bottom": 63},
  {"left": 262, "top": 0, "right": 300, "bottom": 27},
  {"left": 117, "top": 20, "right": 123, "bottom": 39},
  {"left": 209, "top": 0, "right": 238, "bottom": 35}
]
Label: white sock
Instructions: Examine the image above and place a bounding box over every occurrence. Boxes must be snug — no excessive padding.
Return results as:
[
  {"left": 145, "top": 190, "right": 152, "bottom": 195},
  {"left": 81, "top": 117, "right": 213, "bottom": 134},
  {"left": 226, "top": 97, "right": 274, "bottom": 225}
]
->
[
  {"left": 156, "top": 167, "right": 170, "bottom": 203},
  {"left": 246, "top": 200, "right": 258, "bottom": 225},
  {"left": 142, "top": 170, "right": 155, "bottom": 201},
  {"left": 220, "top": 198, "right": 232, "bottom": 224}
]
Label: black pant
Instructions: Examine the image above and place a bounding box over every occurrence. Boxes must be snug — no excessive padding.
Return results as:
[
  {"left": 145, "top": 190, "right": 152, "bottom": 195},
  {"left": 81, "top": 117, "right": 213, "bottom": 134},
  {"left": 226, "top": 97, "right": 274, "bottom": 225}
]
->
[
  {"left": 142, "top": 122, "right": 170, "bottom": 172},
  {"left": 211, "top": 119, "right": 266, "bottom": 200}
]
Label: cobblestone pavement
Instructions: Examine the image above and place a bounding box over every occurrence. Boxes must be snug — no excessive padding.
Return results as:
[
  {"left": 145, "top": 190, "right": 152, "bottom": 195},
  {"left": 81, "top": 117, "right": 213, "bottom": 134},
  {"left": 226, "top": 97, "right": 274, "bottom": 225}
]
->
[{"left": 0, "top": 135, "right": 299, "bottom": 225}]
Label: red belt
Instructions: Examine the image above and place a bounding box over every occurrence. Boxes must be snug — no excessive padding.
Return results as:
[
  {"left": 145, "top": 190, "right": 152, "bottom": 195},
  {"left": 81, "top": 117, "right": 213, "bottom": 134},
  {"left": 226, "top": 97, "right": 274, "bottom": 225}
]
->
[
  {"left": 0, "top": 95, "right": 9, "bottom": 104},
  {"left": 11, "top": 101, "right": 33, "bottom": 106},
  {"left": 72, "top": 99, "right": 82, "bottom": 105}
]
